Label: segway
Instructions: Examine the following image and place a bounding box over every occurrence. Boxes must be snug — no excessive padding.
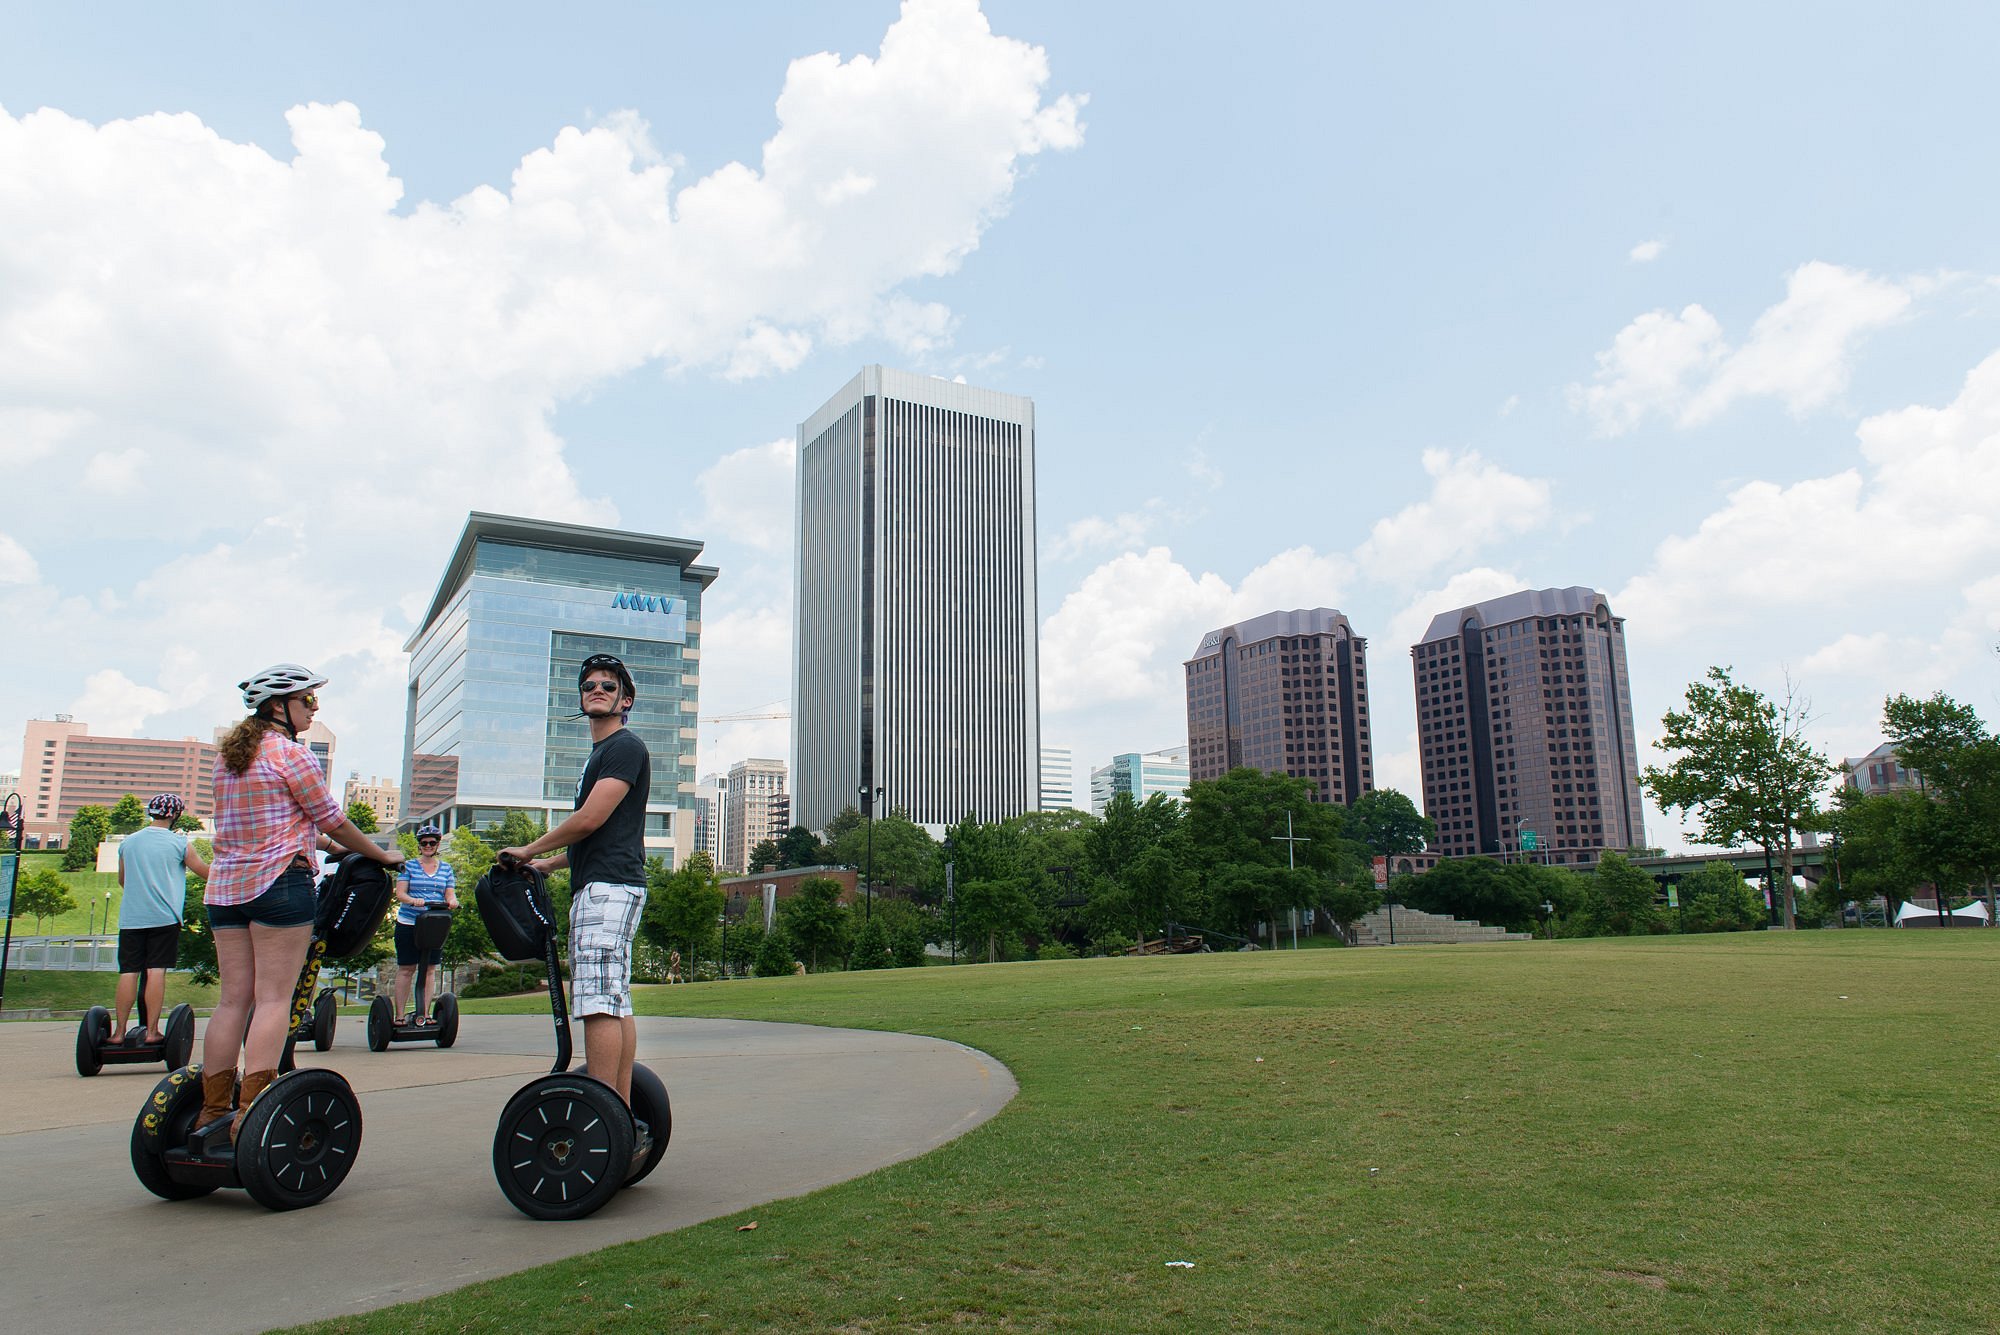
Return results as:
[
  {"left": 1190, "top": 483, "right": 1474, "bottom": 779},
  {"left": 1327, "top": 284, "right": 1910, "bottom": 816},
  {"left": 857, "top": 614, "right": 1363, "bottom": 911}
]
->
[
  {"left": 77, "top": 988, "right": 195, "bottom": 1078},
  {"left": 129, "top": 853, "right": 396, "bottom": 1211},
  {"left": 478, "top": 856, "right": 670, "bottom": 1221},
  {"left": 366, "top": 905, "right": 459, "bottom": 1050},
  {"left": 290, "top": 987, "right": 339, "bottom": 1052}
]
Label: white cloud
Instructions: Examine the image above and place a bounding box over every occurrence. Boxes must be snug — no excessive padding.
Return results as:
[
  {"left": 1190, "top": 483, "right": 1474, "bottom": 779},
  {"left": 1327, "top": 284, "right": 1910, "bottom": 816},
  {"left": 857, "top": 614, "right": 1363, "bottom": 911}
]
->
[
  {"left": 1497, "top": 394, "right": 1519, "bottom": 417},
  {"left": 1619, "top": 344, "right": 2000, "bottom": 633},
  {"left": 1570, "top": 262, "right": 1924, "bottom": 435},
  {"left": 1629, "top": 239, "right": 1665, "bottom": 263},
  {"left": 1355, "top": 449, "right": 1551, "bottom": 581},
  {"left": 690, "top": 439, "right": 795, "bottom": 553},
  {"left": 1044, "top": 511, "right": 1154, "bottom": 562},
  {"left": 0, "top": 533, "right": 36, "bottom": 584},
  {"left": 0, "top": 0, "right": 1082, "bottom": 773},
  {"left": 1379, "top": 567, "right": 1527, "bottom": 667}
]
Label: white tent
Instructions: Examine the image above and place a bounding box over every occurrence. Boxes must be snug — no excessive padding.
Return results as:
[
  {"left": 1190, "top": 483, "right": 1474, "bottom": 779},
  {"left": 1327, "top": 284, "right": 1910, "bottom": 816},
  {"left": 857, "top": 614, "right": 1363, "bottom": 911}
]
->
[{"left": 1893, "top": 900, "right": 1991, "bottom": 926}]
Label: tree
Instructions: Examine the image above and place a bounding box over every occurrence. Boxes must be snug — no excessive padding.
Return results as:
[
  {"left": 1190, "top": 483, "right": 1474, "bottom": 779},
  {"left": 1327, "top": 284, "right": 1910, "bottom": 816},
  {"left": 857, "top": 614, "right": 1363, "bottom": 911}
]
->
[
  {"left": 1347, "top": 789, "right": 1436, "bottom": 858},
  {"left": 1402, "top": 856, "right": 1535, "bottom": 931},
  {"left": 1882, "top": 692, "right": 2000, "bottom": 917},
  {"left": 345, "top": 800, "right": 378, "bottom": 833},
  {"left": 1186, "top": 768, "right": 1360, "bottom": 946},
  {"left": 62, "top": 805, "right": 112, "bottom": 871},
  {"left": 753, "top": 929, "right": 796, "bottom": 977},
  {"left": 775, "top": 826, "right": 822, "bottom": 868},
  {"left": 748, "top": 838, "right": 781, "bottom": 873},
  {"left": 776, "top": 876, "right": 850, "bottom": 971},
  {"left": 1592, "top": 853, "right": 1665, "bottom": 935},
  {"left": 943, "top": 816, "right": 1041, "bottom": 961},
  {"left": 109, "top": 793, "right": 148, "bottom": 836},
  {"left": 13, "top": 869, "right": 75, "bottom": 932},
  {"left": 178, "top": 854, "right": 218, "bottom": 984},
  {"left": 849, "top": 913, "right": 893, "bottom": 970},
  {"left": 1675, "top": 862, "right": 1764, "bottom": 933},
  {"left": 643, "top": 855, "right": 725, "bottom": 964},
  {"left": 1643, "top": 668, "right": 1830, "bottom": 929},
  {"left": 172, "top": 812, "right": 202, "bottom": 833}
]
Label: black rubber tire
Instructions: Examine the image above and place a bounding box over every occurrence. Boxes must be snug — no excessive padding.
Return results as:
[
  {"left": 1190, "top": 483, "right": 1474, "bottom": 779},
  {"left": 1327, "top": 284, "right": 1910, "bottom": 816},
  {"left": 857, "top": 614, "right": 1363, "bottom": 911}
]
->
[
  {"left": 76, "top": 1006, "right": 110, "bottom": 1077},
  {"left": 625, "top": 1062, "right": 672, "bottom": 1186},
  {"left": 366, "top": 995, "right": 392, "bottom": 1052},
  {"left": 130, "top": 1065, "right": 216, "bottom": 1200},
  {"left": 492, "top": 1074, "right": 632, "bottom": 1221},
  {"left": 236, "top": 1069, "right": 363, "bottom": 1211},
  {"left": 312, "top": 990, "right": 336, "bottom": 1051},
  {"left": 433, "top": 994, "right": 459, "bottom": 1048},
  {"left": 162, "top": 1003, "right": 195, "bottom": 1070}
]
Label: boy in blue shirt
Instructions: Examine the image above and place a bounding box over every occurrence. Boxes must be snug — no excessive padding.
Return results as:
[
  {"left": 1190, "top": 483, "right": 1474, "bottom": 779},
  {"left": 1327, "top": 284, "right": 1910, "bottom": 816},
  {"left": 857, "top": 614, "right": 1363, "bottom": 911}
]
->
[{"left": 114, "top": 794, "right": 209, "bottom": 1042}]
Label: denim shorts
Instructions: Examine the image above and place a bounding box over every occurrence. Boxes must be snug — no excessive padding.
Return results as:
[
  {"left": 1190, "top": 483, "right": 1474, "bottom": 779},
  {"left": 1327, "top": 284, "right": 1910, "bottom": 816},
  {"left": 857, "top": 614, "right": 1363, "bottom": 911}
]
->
[{"left": 209, "top": 866, "right": 317, "bottom": 930}]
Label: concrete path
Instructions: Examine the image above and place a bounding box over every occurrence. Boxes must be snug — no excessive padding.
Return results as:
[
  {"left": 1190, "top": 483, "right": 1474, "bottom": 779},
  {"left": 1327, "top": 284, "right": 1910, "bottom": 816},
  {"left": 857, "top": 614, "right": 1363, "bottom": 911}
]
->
[{"left": 1, "top": 1013, "right": 1015, "bottom": 1334}]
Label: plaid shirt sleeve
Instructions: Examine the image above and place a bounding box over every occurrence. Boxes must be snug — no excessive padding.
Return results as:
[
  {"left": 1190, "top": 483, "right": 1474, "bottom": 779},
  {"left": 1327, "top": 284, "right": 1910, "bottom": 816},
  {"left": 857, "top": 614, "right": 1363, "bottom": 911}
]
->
[{"left": 278, "top": 742, "right": 345, "bottom": 830}]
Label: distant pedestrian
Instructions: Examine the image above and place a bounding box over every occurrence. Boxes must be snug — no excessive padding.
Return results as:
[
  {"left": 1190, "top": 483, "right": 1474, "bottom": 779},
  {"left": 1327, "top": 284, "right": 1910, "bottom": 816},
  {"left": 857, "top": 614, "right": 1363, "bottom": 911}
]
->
[
  {"left": 667, "top": 949, "right": 683, "bottom": 984},
  {"left": 391, "top": 823, "right": 458, "bottom": 1022}
]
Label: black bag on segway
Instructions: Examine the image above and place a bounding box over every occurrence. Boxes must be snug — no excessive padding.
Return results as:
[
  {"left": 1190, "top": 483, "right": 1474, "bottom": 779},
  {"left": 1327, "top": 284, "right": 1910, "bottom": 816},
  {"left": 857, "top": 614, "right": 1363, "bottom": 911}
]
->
[
  {"left": 476, "top": 860, "right": 556, "bottom": 962},
  {"left": 317, "top": 854, "right": 396, "bottom": 957}
]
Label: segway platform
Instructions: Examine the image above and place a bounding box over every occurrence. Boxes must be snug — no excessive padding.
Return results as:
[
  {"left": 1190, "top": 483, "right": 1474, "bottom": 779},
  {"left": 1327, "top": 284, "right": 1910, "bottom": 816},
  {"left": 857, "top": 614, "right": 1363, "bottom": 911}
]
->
[
  {"left": 129, "top": 852, "right": 395, "bottom": 1211},
  {"left": 77, "top": 1000, "right": 195, "bottom": 1077},
  {"left": 478, "top": 856, "right": 670, "bottom": 1220},
  {"left": 366, "top": 905, "right": 459, "bottom": 1050}
]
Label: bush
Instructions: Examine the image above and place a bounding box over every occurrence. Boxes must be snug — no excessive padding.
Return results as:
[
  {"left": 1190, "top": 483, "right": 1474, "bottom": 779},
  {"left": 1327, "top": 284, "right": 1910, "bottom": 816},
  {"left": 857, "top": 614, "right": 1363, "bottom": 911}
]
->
[
  {"left": 460, "top": 961, "right": 551, "bottom": 998},
  {"left": 754, "top": 931, "right": 798, "bottom": 977},
  {"left": 1034, "top": 940, "right": 1077, "bottom": 961},
  {"left": 1094, "top": 931, "right": 1134, "bottom": 957}
]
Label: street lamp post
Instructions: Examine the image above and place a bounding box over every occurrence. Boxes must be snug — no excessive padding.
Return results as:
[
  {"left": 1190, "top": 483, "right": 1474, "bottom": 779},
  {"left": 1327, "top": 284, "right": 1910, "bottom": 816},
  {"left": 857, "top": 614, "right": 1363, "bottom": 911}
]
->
[
  {"left": 858, "top": 782, "right": 883, "bottom": 921},
  {"left": 1540, "top": 899, "right": 1554, "bottom": 939},
  {"left": 943, "top": 836, "right": 956, "bottom": 965},
  {"left": 717, "top": 910, "right": 727, "bottom": 980}
]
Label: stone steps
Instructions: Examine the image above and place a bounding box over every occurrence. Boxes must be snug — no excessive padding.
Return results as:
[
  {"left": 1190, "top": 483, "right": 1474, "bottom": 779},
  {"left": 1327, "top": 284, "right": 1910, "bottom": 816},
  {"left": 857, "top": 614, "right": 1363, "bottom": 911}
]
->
[{"left": 1354, "top": 904, "right": 1530, "bottom": 945}]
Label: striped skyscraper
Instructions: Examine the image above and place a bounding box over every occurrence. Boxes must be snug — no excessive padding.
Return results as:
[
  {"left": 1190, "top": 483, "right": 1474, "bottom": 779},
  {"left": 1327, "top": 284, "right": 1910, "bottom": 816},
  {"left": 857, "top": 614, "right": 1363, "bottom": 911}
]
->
[{"left": 792, "top": 366, "right": 1040, "bottom": 832}]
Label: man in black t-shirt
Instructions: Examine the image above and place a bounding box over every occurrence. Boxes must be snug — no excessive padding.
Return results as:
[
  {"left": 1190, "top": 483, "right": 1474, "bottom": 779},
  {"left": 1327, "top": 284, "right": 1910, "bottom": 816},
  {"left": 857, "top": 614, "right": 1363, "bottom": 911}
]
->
[{"left": 501, "top": 654, "right": 652, "bottom": 1106}]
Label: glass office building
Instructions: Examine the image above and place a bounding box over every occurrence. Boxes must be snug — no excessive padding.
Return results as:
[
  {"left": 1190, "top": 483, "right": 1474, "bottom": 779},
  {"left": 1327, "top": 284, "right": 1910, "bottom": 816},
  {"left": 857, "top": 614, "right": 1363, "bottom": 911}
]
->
[{"left": 402, "top": 513, "right": 719, "bottom": 866}]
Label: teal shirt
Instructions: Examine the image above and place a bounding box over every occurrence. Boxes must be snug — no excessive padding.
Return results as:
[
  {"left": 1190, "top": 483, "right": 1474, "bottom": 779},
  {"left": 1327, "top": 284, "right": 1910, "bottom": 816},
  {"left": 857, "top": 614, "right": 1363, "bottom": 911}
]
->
[{"left": 118, "top": 827, "right": 189, "bottom": 930}]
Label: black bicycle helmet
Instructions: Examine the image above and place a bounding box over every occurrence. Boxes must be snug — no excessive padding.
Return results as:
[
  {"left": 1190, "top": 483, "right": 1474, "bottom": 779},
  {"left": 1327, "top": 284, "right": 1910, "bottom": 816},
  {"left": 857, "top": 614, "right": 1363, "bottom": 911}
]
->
[
  {"left": 577, "top": 653, "right": 636, "bottom": 705},
  {"left": 145, "top": 793, "right": 186, "bottom": 822}
]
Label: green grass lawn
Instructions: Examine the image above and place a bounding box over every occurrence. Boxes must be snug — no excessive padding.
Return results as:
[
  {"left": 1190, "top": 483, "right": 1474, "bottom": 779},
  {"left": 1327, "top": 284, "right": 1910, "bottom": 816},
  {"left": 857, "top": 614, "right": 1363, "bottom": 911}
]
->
[
  {"left": 296, "top": 931, "right": 1999, "bottom": 1332},
  {"left": 1, "top": 968, "right": 222, "bottom": 1013},
  {"left": 9, "top": 851, "right": 128, "bottom": 934}
]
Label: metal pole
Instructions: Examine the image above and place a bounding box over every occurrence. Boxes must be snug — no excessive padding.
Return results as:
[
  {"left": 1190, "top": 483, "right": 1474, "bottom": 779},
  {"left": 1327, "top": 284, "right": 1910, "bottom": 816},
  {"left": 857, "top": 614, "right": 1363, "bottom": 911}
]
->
[
  {"left": 0, "top": 795, "right": 24, "bottom": 1012},
  {"left": 945, "top": 842, "right": 956, "bottom": 965},
  {"left": 1271, "top": 811, "right": 1309, "bottom": 950}
]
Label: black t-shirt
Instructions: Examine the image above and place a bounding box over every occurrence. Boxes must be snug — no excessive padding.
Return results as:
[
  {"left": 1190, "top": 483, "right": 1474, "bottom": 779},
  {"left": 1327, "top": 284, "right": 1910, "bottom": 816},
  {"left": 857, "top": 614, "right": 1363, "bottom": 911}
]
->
[{"left": 569, "top": 727, "right": 651, "bottom": 889}]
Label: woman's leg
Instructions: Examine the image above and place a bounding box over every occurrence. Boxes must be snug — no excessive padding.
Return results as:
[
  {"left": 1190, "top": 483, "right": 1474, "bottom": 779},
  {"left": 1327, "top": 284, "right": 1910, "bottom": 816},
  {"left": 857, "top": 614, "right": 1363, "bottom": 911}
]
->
[
  {"left": 393, "top": 963, "right": 415, "bottom": 1017},
  {"left": 241, "top": 922, "right": 313, "bottom": 1074},
  {"left": 202, "top": 928, "right": 255, "bottom": 1069}
]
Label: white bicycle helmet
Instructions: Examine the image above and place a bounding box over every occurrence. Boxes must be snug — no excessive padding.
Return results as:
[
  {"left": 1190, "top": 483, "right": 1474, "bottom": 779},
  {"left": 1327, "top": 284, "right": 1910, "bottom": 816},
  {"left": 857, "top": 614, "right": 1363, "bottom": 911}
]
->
[{"left": 239, "top": 663, "right": 328, "bottom": 711}]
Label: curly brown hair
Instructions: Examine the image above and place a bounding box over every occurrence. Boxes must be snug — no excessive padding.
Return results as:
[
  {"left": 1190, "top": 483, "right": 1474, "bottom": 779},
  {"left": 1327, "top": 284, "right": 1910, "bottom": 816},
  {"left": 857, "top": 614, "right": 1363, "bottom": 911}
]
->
[{"left": 218, "top": 716, "right": 279, "bottom": 775}]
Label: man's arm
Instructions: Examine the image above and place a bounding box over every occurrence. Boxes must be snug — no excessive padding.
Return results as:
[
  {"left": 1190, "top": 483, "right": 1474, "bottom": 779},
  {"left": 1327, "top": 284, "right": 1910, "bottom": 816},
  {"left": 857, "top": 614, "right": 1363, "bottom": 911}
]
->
[{"left": 500, "top": 778, "right": 631, "bottom": 866}]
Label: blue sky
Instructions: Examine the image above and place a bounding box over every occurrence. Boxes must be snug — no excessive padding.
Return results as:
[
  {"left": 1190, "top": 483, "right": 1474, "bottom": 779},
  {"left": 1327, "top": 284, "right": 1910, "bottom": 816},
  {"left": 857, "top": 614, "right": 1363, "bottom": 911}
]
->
[{"left": 6, "top": 1, "right": 2000, "bottom": 848}]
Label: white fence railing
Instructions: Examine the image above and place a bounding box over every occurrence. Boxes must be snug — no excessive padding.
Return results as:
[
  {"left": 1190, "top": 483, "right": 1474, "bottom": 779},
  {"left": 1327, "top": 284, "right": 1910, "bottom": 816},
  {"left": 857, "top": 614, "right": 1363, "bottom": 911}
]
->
[{"left": 7, "top": 936, "right": 119, "bottom": 971}]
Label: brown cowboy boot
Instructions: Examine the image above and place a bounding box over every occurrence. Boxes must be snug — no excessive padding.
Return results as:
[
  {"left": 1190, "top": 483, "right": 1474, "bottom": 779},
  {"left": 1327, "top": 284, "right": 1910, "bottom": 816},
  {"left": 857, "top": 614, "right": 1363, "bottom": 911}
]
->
[
  {"left": 232, "top": 1069, "right": 279, "bottom": 1145},
  {"left": 193, "top": 1066, "right": 237, "bottom": 1132}
]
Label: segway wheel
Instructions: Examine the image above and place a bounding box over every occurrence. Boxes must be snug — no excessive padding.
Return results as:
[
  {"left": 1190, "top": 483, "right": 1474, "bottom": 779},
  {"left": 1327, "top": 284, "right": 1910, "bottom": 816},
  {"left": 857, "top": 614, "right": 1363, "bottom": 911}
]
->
[
  {"left": 312, "top": 990, "right": 337, "bottom": 1051},
  {"left": 433, "top": 994, "right": 459, "bottom": 1048},
  {"left": 625, "top": 1062, "right": 672, "bottom": 1186},
  {"left": 131, "top": 1065, "right": 216, "bottom": 1200},
  {"left": 162, "top": 1003, "right": 196, "bottom": 1070},
  {"left": 493, "top": 1074, "right": 632, "bottom": 1221},
  {"left": 366, "top": 995, "right": 393, "bottom": 1052},
  {"left": 236, "top": 1069, "right": 363, "bottom": 1211},
  {"left": 76, "top": 1006, "right": 111, "bottom": 1077}
]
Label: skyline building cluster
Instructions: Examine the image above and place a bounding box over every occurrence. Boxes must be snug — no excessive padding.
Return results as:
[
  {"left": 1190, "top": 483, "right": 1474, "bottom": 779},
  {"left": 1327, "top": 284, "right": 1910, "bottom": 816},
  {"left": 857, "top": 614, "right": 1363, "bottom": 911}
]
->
[{"left": 8, "top": 365, "right": 1899, "bottom": 875}]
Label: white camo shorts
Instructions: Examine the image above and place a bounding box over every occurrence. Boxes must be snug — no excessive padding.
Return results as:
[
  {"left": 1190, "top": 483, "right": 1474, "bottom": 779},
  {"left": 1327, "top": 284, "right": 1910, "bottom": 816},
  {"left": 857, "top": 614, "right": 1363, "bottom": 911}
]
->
[{"left": 570, "top": 881, "right": 647, "bottom": 1019}]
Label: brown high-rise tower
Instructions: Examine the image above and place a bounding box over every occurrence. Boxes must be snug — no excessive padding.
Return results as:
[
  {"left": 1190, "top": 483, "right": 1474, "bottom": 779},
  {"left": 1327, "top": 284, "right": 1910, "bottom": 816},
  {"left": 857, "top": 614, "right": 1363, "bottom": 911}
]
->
[
  {"left": 1412, "top": 587, "right": 1644, "bottom": 866},
  {"left": 1184, "top": 609, "right": 1374, "bottom": 804}
]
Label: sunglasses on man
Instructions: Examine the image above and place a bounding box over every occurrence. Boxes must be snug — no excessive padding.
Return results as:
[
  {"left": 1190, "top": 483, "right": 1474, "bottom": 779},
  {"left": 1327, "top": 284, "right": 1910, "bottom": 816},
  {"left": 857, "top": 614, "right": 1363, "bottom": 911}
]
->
[{"left": 581, "top": 679, "right": 624, "bottom": 695}]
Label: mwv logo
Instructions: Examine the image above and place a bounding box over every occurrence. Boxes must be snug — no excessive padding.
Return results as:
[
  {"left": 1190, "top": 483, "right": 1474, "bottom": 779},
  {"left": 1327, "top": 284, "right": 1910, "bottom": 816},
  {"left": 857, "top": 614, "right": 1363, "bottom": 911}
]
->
[{"left": 612, "top": 593, "right": 682, "bottom": 614}]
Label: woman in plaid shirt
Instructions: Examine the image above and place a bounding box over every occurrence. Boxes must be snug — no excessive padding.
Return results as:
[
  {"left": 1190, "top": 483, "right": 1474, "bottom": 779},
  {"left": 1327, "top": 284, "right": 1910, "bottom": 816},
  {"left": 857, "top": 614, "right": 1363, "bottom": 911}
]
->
[{"left": 194, "top": 664, "right": 405, "bottom": 1141}]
